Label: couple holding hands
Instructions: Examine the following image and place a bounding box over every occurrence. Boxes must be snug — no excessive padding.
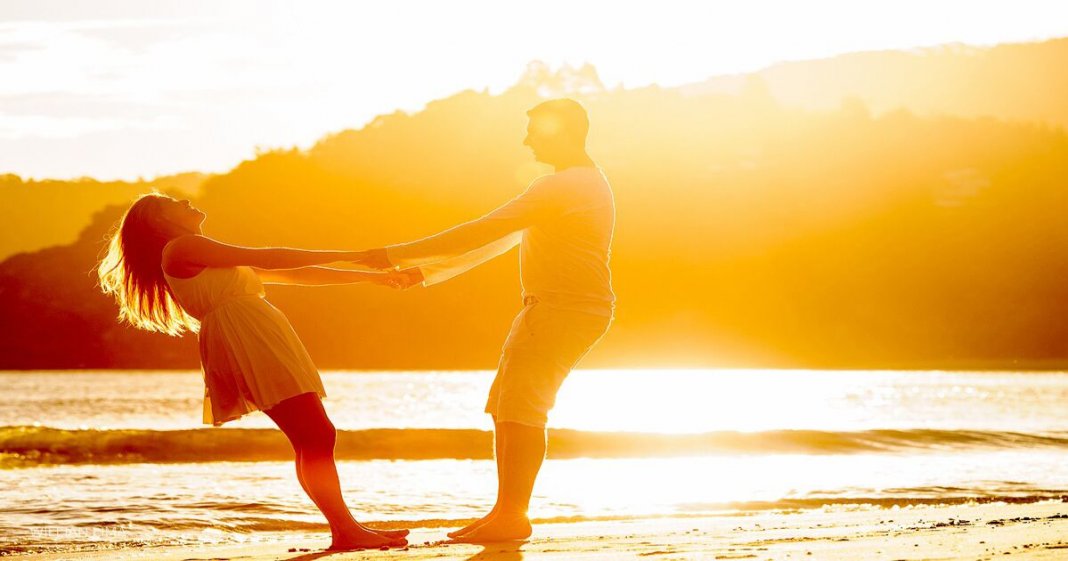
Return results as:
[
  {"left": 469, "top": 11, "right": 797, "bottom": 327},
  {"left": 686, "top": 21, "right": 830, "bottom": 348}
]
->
[{"left": 98, "top": 98, "right": 615, "bottom": 550}]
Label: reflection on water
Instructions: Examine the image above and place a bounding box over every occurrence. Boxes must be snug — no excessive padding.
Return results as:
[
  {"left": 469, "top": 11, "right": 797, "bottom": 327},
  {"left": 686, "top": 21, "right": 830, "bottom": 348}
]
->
[
  {"left": 5, "top": 369, "right": 1068, "bottom": 433},
  {"left": 6, "top": 450, "right": 1068, "bottom": 554},
  {"left": 6, "top": 369, "right": 1068, "bottom": 554}
]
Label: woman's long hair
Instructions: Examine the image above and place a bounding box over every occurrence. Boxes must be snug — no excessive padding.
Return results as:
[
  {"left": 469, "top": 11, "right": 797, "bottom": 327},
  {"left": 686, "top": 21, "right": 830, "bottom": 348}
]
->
[{"left": 97, "top": 193, "right": 199, "bottom": 336}]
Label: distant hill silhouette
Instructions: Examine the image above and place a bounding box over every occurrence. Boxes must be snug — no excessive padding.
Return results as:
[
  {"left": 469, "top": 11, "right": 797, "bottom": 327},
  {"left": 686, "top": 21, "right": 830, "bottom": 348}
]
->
[
  {"left": 0, "top": 172, "right": 207, "bottom": 260},
  {"left": 2, "top": 43, "right": 1068, "bottom": 370},
  {"left": 6, "top": 38, "right": 1068, "bottom": 262},
  {"left": 683, "top": 38, "right": 1068, "bottom": 129}
]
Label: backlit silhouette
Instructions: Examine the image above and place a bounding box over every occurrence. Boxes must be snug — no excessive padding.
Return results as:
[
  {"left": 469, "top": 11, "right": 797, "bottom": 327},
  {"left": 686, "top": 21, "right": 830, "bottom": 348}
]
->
[
  {"left": 354, "top": 98, "right": 615, "bottom": 542},
  {"left": 97, "top": 193, "right": 418, "bottom": 550}
]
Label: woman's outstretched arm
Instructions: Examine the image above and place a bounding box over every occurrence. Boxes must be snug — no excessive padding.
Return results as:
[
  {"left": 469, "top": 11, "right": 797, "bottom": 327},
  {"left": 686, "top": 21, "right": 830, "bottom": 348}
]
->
[
  {"left": 163, "top": 234, "right": 363, "bottom": 274},
  {"left": 253, "top": 266, "right": 421, "bottom": 287}
]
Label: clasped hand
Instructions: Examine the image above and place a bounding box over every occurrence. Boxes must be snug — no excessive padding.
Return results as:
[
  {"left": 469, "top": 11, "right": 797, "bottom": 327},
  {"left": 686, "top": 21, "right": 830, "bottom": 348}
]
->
[
  {"left": 382, "top": 268, "right": 423, "bottom": 289},
  {"left": 351, "top": 249, "right": 422, "bottom": 289}
]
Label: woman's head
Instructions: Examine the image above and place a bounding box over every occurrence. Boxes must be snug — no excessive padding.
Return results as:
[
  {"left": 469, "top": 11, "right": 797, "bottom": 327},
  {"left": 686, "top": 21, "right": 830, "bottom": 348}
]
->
[{"left": 97, "top": 193, "right": 205, "bottom": 335}]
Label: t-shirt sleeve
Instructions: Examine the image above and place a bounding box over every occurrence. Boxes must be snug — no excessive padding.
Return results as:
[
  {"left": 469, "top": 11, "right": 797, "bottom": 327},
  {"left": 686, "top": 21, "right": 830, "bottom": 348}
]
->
[
  {"left": 415, "top": 231, "right": 522, "bottom": 286},
  {"left": 386, "top": 177, "right": 560, "bottom": 267}
]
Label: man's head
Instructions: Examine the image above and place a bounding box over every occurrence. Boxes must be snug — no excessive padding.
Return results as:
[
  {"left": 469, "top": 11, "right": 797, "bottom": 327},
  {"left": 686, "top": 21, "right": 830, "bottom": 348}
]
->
[{"left": 523, "top": 98, "right": 589, "bottom": 166}]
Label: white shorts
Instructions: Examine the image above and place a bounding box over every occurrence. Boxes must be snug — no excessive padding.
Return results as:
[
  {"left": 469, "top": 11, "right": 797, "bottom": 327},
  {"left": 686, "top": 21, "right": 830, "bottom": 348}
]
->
[{"left": 485, "top": 303, "right": 611, "bottom": 427}]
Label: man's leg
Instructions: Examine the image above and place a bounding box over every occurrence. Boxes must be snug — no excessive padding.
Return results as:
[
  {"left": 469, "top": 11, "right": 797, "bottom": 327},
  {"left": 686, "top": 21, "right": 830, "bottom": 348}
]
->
[
  {"left": 447, "top": 417, "right": 506, "bottom": 538},
  {"left": 452, "top": 420, "right": 543, "bottom": 542},
  {"left": 450, "top": 306, "right": 609, "bottom": 542},
  {"left": 450, "top": 308, "right": 528, "bottom": 540}
]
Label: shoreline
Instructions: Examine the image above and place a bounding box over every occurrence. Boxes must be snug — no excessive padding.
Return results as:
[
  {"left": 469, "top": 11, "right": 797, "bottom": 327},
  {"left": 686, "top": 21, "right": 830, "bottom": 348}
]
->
[
  {"left": 23, "top": 500, "right": 1068, "bottom": 560},
  {"left": 8, "top": 366, "right": 1068, "bottom": 373}
]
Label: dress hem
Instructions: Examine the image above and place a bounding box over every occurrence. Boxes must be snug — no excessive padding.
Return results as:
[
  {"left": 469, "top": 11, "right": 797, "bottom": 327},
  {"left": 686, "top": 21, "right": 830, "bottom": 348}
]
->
[{"left": 203, "top": 389, "right": 328, "bottom": 426}]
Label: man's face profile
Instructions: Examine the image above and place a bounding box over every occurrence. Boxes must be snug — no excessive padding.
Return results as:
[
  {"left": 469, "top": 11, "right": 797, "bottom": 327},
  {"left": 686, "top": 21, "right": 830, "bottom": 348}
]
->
[{"left": 524, "top": 115, "right": 565, "bottom": 164}]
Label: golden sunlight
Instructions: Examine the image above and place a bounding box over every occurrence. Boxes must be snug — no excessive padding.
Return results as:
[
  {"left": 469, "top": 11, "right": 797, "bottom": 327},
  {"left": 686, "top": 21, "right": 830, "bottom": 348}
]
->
[{"left": 5, "top": 1, "right": 1068, "bottom": 559}]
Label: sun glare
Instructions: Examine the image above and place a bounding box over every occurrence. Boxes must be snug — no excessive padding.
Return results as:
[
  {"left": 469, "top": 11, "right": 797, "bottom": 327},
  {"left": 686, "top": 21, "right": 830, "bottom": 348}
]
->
[{"left": 550, "top": 370, "right": 852, "bottom": 434}]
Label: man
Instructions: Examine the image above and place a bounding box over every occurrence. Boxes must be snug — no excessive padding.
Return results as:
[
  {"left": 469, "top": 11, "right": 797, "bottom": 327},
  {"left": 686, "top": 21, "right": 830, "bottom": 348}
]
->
[{"left": 358, "top": 98, "right": 615, "bottom": 542}]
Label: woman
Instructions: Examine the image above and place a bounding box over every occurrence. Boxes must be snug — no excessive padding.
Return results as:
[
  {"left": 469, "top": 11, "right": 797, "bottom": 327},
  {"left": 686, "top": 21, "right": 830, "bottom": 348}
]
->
[{"left": 97, "top": 193, "right": 416, "bottom": 550}]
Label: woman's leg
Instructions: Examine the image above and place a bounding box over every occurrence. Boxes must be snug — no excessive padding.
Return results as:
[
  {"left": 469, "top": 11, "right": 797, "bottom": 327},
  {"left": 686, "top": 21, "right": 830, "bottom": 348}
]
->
[
  {"left": 264, "top": 392, "right": 406, "bottom": 549},
  {"left": 289, "top": 447, "right": 408, "bottom": 540}
]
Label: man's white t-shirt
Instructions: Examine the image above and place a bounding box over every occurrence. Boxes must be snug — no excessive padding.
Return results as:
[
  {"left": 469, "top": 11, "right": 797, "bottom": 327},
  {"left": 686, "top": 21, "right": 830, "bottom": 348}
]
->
[{"left": 385, "top": 166, "right": 616, "bottom": 317}]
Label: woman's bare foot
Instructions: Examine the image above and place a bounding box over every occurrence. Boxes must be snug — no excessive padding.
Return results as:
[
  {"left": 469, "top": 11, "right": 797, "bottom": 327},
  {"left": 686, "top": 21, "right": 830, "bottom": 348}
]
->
[
  {"left": 449, "top": 514, "right": 531, "bottom": 543},
  {"left": 359, "top": 523, "right": 410, "bottom": 539},
  {"left": 447, "top": 511, "right": 497, "bottom": 539},
  {"left": 327, "top": 527, "right": 407, "bottom": 551},
  {"left": 374, "top": 529, "right": 410, "bottom": 538}
]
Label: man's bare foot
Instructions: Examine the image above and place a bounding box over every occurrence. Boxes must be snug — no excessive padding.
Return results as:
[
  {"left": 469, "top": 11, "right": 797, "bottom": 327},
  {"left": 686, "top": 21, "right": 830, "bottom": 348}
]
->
[
  {"left": 327, "top": 527, "right": 407, "bottom": 551},
  {"left": 447, "top": 511, "right": 497, "bottom": 539},
  {"left": 449, "top": 514, "right": 531, "bottom": 543}
]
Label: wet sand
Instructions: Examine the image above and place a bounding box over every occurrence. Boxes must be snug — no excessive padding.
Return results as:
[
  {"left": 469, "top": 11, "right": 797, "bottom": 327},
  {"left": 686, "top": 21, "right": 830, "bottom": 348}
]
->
[{"left": 29, "top": 500, "right": 1068, "bottom": 560}]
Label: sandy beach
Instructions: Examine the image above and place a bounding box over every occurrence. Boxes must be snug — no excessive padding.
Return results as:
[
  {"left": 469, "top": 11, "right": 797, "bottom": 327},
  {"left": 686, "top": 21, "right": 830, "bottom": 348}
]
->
[
  {"left": 26, "top": 500, "right": 1068, "bottom": 561},
  {"left": 7, "top": 3, "right": 1068, "bottom": 560}
]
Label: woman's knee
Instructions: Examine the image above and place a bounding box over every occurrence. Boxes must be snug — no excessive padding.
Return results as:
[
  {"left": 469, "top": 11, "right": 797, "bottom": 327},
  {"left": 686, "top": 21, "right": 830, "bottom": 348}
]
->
[
  {"left": 317, "top": 419, "right": 338, "bottom": 450},
  {"left": 267, "top": 393, "right": 336, "bottom": 454},
  {"left": 298, "top": 418, "right": 336, "bottom": 455}
]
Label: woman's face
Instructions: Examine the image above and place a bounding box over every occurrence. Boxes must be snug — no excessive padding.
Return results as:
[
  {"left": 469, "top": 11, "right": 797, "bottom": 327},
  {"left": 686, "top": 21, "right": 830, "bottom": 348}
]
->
[{"left": 157, "top": 197, "right": 206, "bottom": 233}]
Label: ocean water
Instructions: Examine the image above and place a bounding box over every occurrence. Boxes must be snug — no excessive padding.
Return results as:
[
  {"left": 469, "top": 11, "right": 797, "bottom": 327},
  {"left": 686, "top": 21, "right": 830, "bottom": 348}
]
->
[{"left": 4, "top": 369, "right": 1068, "bottom": 555}]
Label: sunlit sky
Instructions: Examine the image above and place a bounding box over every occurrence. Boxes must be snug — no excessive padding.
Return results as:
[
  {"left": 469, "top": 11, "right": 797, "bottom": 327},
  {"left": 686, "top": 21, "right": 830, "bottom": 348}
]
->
[{"left": 2, "top": 0, "right": 1067, "bottom": 180}]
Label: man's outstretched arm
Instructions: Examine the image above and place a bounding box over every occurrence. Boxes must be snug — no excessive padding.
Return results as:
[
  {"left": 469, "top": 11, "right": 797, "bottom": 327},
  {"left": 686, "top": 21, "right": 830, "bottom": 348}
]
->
[
  {"left": 413, "top": 231, "right": 522, "bottom": 286},
  {"left": 357, "top": 179, "right": 557, "bottom": 270}
]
